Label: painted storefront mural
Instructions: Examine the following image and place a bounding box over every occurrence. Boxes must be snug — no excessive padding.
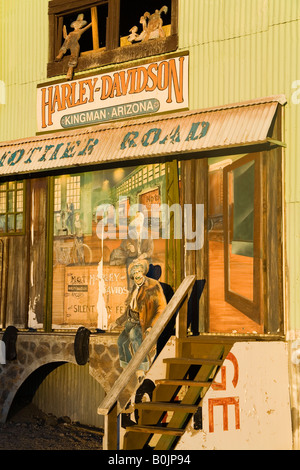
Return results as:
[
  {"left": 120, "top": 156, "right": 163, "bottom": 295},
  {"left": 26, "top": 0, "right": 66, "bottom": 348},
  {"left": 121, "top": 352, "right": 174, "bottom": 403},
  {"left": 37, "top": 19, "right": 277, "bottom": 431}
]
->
[
  {"left": 52, "top": 152, "right": 265, "bottom": 337},
  {"left": 52, "top": 162, "right": 168, "bottom": 332}
]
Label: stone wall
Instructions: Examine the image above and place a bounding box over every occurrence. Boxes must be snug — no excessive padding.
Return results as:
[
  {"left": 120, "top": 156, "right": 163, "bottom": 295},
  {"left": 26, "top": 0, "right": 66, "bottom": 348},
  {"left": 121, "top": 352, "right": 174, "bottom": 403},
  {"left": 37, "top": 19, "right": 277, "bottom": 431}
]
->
[{"left": 0, "top": 331, "right": 138, "bottom": 423}]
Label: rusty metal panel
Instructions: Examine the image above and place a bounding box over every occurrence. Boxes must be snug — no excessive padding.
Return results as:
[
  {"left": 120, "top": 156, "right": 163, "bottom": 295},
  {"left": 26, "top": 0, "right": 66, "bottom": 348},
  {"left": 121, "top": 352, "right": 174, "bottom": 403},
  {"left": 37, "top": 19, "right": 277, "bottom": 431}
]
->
[{"left": 0, "top": 96, "right": 285, "bottom": 177}]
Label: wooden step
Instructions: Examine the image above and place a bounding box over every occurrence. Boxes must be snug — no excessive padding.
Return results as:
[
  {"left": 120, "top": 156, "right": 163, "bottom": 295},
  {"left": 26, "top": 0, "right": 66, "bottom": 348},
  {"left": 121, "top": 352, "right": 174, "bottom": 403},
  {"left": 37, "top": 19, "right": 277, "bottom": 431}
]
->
[
  {"left": 180, "top": 334, "right": 285, "bottom": 343},
  {"left": 163, "top": 357, "right": 223, "bottom": 366},
  {"left": 134, "top": 401, "right": 199, "bottom": 413},
  {"left": 155, "top": 379, "right": 212, "bottom": 387},
  {"left": 177, "top": 335, "right": 243, "bottom": 344},
  {"left": 125, "top": 425, "right": 185, "bottom": 436}
]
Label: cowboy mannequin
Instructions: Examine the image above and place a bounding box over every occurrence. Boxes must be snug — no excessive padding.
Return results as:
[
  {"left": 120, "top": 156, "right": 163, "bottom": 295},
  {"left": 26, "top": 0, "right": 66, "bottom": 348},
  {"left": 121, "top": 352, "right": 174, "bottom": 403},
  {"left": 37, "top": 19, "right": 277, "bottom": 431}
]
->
[
  {"left": 55, "top": 13, "right": 92, "bottom": 80},
  {"left": 109, "top": 259, "right": 167, "bottom": 380}
]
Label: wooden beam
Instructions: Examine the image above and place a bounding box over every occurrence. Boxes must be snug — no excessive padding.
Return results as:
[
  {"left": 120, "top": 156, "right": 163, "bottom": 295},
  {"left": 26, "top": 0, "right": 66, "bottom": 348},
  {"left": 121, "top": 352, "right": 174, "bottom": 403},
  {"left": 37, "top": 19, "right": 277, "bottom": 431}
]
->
[
  {"left": 91, "top": 7, "right": 100, "bottom": 50},
  {"left": 103, "top": 402, "right": 118, "bottom": 451},
  {"left": 125, "top": 425, "right": 184, "bottom": 436}
]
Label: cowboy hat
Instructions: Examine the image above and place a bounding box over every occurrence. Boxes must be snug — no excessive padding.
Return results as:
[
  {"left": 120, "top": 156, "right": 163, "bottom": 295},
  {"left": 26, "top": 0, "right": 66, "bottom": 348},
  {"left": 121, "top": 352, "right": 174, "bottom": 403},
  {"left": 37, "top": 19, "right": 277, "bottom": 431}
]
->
[
  {"left": 71, "top": 14, "right": 88, "bottom": 29},
  {"left": 128, "top": 259, "right": 149, "bottom": 278}
]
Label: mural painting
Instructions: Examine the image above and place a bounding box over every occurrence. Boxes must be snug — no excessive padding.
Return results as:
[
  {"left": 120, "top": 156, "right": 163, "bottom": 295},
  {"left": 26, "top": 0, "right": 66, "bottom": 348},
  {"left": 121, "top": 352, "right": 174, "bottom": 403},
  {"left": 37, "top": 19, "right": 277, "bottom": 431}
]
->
[
  {"left": 109, "top": 258, "right": 167, "bottom": 380},
  {"left": 51, "top": 163, "right": 168, "bottom": 341},
  {"left": 52, "top": 153, "right": 266, "bottom": 344}
]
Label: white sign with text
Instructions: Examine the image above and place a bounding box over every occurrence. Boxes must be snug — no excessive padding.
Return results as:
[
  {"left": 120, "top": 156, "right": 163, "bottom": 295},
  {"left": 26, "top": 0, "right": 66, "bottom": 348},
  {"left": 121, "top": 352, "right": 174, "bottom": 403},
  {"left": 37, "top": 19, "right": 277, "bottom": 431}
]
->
[{"left": 37, "top": 55, "right": 189, "bottom": 132}]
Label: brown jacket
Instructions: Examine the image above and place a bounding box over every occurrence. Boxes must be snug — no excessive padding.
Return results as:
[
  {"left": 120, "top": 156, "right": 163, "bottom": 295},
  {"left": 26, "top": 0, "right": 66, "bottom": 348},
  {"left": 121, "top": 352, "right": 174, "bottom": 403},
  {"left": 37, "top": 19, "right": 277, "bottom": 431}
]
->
[{"left": 116, "top": 277, "right": 167, "bottom": 335}]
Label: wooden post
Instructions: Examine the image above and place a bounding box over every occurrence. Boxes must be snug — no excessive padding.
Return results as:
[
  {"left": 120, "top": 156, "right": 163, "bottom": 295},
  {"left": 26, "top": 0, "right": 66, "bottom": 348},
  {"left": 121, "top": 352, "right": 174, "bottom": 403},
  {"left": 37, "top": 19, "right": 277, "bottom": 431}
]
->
[
  {"left": 103, "top": 402, "right": 118, "bottom": 450},
  {"left": 181, "top": 158, "right": 208, "bottom": 334},
  {"left": 176, "top": 295, "right": 188, "bottom": 339},
  {"left": 91, "top": 7, "right": 100, "bottom": 50}
]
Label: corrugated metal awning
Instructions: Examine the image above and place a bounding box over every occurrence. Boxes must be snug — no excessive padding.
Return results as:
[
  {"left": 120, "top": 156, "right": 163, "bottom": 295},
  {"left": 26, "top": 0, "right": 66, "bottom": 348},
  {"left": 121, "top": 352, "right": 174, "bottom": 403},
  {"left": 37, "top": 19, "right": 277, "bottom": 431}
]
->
[{"left": 0, "top": 95, "right": 286, "bottom": 178}]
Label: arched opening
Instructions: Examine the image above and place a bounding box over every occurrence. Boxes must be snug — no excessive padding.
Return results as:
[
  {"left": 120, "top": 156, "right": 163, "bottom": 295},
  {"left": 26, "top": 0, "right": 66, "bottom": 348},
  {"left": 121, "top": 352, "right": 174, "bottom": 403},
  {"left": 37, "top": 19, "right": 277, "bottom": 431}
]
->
[
  {"left": 8, "top": 362, "right": 64, "bottom": 422},
  {"left": 8, "top": 362, "right": 105, "bottom": 429}
]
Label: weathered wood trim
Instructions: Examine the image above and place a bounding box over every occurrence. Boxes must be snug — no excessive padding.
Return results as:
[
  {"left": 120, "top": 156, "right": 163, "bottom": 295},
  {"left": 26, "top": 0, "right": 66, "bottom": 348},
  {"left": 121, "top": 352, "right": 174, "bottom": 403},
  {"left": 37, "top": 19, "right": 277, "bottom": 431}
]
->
[
  {"left": 28, "top": 178, "right": 48, "bottom": 328},
  {"left": 49, "top": 0, "right": 108, "bottom": 15},
  {"left": 106, "top": 0, "right": 120, "bottom": 51},
  {"left": 103, "top": 402, "right": 118, "bottom": 451},
  {"left": 91, "top": 6, "right": 100, "bottom": 50},
  {"left": 181, "top": 158, "right": 208, "bottom": 334},
  {"left": 49, "top": 14, "right": 56, "bottom": 63},
  {"left": 0, "top": 238, "right": 9, "bottom": 327},
  {"left": 262, "top": 147, "right": 284, "bottom": 334},
  {"left": 55, "top": 16, "right": 64, "bottom": 58},
  {"left": 45, "top": 176, "right": 54, "bottom": 332},
  {"left": 47, "top": 0, "right": 178, "bottom": 78},
  {"left": 47, "top": 35, "right": 178, "bottom": 78}
]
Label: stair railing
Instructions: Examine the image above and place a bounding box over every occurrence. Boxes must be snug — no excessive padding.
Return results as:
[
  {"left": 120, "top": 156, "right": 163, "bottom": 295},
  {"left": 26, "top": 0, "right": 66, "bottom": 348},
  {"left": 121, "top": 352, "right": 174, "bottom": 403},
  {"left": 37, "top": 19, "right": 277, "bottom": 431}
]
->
[{"left": 97, "top": 274, "right": 196, "bottom": 450}]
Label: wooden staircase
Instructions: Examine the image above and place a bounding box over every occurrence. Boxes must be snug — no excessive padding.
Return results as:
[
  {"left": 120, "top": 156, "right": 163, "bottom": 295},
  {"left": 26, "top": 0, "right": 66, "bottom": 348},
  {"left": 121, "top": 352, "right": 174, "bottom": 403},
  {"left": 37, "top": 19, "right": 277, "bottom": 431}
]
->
[
  {"left": 98, "top": 276, "right": 237, "bottom": 450},
  {"left": 122, "top": 336, "right": 234, "bottom": 450}
]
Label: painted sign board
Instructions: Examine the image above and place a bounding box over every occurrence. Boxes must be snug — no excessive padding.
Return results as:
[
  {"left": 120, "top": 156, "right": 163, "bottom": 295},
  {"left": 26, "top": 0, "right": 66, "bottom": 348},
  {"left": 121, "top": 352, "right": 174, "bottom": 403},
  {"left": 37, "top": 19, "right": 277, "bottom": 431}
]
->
[
  {"left": 0, "top": 98, "right": 280, "bottom": 178},
  {"left": 37, "top": 55, "right": 189, "bottom": 132},
  {"left": 63, "top": 265, "right": 128, "bottom": 327}
]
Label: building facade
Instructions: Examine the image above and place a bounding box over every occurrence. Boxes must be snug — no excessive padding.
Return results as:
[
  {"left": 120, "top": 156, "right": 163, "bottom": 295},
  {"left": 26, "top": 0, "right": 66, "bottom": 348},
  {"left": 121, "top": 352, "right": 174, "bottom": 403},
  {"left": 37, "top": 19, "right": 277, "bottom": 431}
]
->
[{"left": 0, "top": 0, "right": 299, "bottom": 450}]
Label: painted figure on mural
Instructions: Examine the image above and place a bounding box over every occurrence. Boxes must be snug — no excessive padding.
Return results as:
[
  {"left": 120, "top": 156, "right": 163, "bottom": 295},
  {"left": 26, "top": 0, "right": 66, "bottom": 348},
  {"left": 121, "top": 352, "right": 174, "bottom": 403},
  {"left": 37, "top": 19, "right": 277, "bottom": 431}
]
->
[
  {"left": 118, "top": 211, "right": 153, "bottom": 289},
  {"left": 109, "top": 259, "right": 167, "bottom": 381},
  {"left": 55, "top": 13, "right": 92, "bottom": 80}
]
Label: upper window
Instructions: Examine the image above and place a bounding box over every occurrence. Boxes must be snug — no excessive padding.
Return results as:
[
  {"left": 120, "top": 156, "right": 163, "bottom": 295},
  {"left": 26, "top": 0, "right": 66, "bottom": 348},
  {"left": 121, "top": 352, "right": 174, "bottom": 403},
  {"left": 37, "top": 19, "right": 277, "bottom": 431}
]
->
[{"left": 48, "top": 0, "right": 178, "bottom": 79}]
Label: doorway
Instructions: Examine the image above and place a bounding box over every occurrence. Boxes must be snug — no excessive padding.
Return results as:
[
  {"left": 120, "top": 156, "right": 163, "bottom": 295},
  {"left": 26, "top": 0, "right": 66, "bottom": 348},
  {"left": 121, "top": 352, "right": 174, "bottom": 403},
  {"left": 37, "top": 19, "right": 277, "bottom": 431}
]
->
[{"left": 208, "top": 154, "right": 263, "bottom": 334}]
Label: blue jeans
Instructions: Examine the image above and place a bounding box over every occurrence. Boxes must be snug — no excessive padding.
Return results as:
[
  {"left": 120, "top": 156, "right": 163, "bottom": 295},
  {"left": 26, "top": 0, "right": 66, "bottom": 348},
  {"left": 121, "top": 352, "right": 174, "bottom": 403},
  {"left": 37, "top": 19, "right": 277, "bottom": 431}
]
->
[{"left": 117, "top": 321, "right": 150, "bottom": 371}]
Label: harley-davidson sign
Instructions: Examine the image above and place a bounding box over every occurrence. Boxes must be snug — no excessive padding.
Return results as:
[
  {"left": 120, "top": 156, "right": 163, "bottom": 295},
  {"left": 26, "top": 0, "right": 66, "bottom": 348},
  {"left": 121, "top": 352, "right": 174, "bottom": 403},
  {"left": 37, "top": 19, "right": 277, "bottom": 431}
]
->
[{"left": 37, "top": 55, "right": 189, "bottom": 132}]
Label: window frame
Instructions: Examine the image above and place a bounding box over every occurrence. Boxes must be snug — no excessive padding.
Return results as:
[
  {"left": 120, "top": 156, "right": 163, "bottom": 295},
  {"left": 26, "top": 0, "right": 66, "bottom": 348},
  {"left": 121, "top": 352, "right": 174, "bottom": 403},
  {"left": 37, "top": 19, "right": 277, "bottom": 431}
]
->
[
  {"left": 223, "top": 154, "right": 261, "bottom": 324},
  {"left": 48, "top": 0, "right": 178, "bottom": 79},
  {"left": 0, "top": 180, "right": 26, "bottom": 236}
]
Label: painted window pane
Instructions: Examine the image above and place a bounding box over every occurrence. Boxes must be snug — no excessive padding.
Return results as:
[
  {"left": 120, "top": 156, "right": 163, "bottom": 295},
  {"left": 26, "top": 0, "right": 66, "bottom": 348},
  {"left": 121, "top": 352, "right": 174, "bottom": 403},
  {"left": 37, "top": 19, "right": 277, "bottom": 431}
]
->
[
  {"left": 0, "top": 193, "right": 6, "bottom": 213},
  {"left": 16, "top": 213, "right": 23, "bottom": 232},
  {"left": 7, "top": 214, "right": 15, "bottom": 232},
  {"left": 0, "top": 181, "right": 24, "bottom": 235},
  {"left": 0, "top": 215, "right": 5, "bottom": 232},
  {"left": 8, "top": 192, "right": 15, "bottom": 213},
  {"left": 17, "top": 191, "right": 23, "bottom": 212}
]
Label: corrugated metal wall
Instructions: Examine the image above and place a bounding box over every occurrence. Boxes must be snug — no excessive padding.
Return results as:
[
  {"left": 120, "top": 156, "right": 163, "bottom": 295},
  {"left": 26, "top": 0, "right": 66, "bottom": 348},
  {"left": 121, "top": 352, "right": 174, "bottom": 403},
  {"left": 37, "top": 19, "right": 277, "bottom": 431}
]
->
[
  {"left": 178, "top": 0, "right": 300, "bottom": 332},
  {"left": 0, "top": 0, "right": 48, "bottom": 140},
  {"left": 32, "top": 362, "right": 105, "bottom": 428}
]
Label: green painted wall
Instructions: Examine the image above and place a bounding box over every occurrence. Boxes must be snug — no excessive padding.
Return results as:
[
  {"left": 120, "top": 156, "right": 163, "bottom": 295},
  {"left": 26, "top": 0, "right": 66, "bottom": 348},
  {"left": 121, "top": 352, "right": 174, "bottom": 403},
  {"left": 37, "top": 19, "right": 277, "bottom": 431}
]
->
[
  {"left": 0, "top": 0, "right": 300, "bottom": 331},
  {"left": 0, "top": 0, "right": 48, "bottom": 140}
]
